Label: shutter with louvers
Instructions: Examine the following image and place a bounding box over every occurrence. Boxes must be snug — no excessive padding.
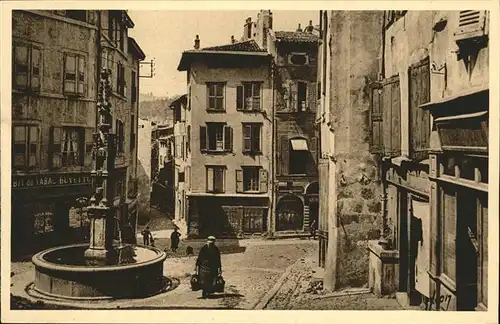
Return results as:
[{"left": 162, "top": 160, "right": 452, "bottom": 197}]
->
[
  {"left": 236, "top": 169, "right": 243, "bottom": 193},
  {"left": 236, "top": 85, "right": 244, "bottom": 110},
  {"left": 455, "top": 10, "right": 487, "bottom": 41},
  {"left": 224, "top": 126, "right": 232, "bottom": 152},
  {"left": 281, "top": 136, "right": 289, "bottom": 175},
  {"left": 259, "top": 169, "right": 268, "bottom": 193},
  {"left": 50, "top": 126, "right": 62, "bottom": 168},
  {"left": 409, "top": 57, "right": 430, "bottom": 161},
  {"left": 369, "top": 82, "right": 384, "bottom": 154},
  {"left": 308, "top": 137, "right": 318, "bottom": 174},
  {"left": 200, "top": 126, "right": 207, "bottom": 151}
]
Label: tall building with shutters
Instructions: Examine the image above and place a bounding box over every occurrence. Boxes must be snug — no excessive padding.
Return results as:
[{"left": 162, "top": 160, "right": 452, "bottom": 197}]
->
[
  {"left": 11, "top": 10, "right": 145, "bottom": 256},
  {"left": 364, "top": 10, "right": 490, "bottom": 311},
  {"left": 253, "top": 11, "right": 321, "bottom": 236},
  {"left": 177, "top": 36, "right": 274, "bottom": 238}
]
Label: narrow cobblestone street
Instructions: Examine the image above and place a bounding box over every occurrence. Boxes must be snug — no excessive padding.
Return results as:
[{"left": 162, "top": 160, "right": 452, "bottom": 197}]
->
[{"left": 11, "top": 238, "right": 407, "bottom": 310}]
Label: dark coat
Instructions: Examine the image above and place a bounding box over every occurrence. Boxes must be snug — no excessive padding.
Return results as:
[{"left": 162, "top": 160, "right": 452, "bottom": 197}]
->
[
  {"left": 170, "top": 231, "right": 181, "bottom": 248},
  {"left": 196, "top": 244, "right": 222, "bottom": 292}
]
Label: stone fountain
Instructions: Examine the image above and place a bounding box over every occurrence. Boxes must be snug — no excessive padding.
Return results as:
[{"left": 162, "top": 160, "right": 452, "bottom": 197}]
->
[{"left": 30, "top": 69, "right": 167, "bottom": 300}]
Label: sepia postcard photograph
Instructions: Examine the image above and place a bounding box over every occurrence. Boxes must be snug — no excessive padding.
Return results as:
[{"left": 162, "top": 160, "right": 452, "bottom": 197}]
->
[{"left": 0, "top": 1, "right": 499, "bottom": 323}]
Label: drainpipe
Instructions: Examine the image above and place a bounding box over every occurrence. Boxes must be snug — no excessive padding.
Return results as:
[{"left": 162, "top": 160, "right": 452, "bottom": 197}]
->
[
  {"left": 270, "top": 57, "right": 276, "bottom": 237},
  {"left": 381, "top": 11, "right": 386, "bottom": 80}
]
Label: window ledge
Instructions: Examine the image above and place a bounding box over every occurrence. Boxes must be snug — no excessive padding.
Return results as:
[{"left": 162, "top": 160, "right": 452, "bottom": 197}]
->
[
  {"left": 242, "top": 151, "right": 262, "bottom": 156},
  {"left": 206, "top": 109, "right": 226, "bottom": 113},
  {"left": 201, "top": 150, "right": 232, "bottom": 155},
  {"left": 237, "top": 109, "right": 262, "bottom": 113}
]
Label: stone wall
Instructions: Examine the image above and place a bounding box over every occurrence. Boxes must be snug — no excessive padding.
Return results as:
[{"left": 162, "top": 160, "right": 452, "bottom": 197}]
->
[{"left": 329, "top": 11, "right": 384, "bottom": 288}]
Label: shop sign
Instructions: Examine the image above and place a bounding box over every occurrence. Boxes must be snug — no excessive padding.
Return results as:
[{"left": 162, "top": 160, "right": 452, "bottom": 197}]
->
[{"left": 12, "top": 173, "right": 92, "bottom": 189}]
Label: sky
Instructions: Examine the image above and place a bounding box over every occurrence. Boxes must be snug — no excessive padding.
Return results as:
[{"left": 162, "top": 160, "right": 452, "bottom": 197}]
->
[{"left": 127, "top": 10, "right": 319, "bottom": 98}]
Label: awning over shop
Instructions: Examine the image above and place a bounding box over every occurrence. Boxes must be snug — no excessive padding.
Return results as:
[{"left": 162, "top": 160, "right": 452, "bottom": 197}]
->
[{"left": 290, "top": 139, "right": 309, "bottom": 151}]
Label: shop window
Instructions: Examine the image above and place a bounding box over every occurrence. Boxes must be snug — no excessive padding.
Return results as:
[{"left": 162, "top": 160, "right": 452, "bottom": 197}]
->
[
  {"left": 13, "top": 44, "right": 41, "bottom": 91},
  {"left": 64, "top": 53, "right": 85, "bottom": 95},
  {"left": 207, "top": 82, "right": 225, "bottom": 111},
  {"left": 237, "top": 82, "right": 262, "bottom": 111},
  {"left": 206, "top": 166, "right": 225, "bottom": 193},
  {"left": 13, "top": 125, "right": 39, "bottom": 169},
  {"left": 200, "top": 123, "right": 232, "bottom": 153},
  {"left": 242, "top": 123, "right": 261, "bottom": 154},
  {"left": 441, "top": 186, "right": 457, "bottom": 282},
  {"left": 33, "top": 203, "right": 55, "bottom": 234},
  {"left": 242, "top": 207, "right": 265, "bottom": 233}
]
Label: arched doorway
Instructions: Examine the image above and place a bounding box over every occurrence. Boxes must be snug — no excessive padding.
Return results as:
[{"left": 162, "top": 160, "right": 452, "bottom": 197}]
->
[
  {"left": 305, "top": 182, "right": 319, "bottom": 228},
  {"left": 276, "top": 195, "right": 304, "bottom": 231}
]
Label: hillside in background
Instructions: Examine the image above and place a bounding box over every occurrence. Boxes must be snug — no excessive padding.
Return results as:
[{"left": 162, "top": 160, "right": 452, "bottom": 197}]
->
[{"left": 138, "top": 93, "right": 180, "bottom": 125}]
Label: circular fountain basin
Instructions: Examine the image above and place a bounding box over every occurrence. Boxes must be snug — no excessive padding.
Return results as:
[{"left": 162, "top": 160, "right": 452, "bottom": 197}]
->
[{"left": 32, "top": 243, "right": 167, "bottom": 300}]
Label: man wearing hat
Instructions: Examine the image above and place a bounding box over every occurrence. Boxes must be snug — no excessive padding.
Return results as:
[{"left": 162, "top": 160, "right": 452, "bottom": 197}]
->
[{"left": 195, "top": 235, "right": 222, "bottom": 298}]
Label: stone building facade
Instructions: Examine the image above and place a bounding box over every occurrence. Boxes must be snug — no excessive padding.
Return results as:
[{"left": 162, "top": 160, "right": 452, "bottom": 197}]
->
[
  {"left": 11, "top": 10, "right": 145, "bottom": 256},
  {"left": 364, "top": 10, "right": 489, "bottom": 311},
  {"left": 170, "top": 95, "right": 191, "bottom": 235},
  {"left": 137, "top": 118, "right": 153, "bottom": 223},
  {"left": 177, "top": 37, "right": 273, "bottom": 238},
  {"left": 252, "top": 11, "right": 320, "bottom": 235},
  {"left": 317, "top": 11, "right": 384, "bottom": 290}
]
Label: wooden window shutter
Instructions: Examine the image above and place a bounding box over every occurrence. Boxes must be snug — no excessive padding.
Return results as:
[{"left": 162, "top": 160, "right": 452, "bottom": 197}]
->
[
  {"left": 455, "top": 10, "right": 487, "bottom": 40},
  {"left": 31, "top": 47, "right": 41, "bottom": 90},
  {"left": 280, "top": 136, "right": 289, "bottom": 175},
  {"left": 382, "top": 76, "right": 401, "bottom": 157},
  {"left": 50, "top": 126, "right": 62, "bottom": 168},
  {"left": 369, "top": 82, "right": 384, "bottom": 154},
  {"left": 224, "top": 126, "right": 232, "bottom": 152},
  {"left": 409, "top": 57, "right": 430, "bottom": 161},
  {"left": 200, "top": 126, "right": 207, "bottom": 151},
  {"left": 236, "top": 169, "right": 243, "bottom": 193},
  {"left": 243, "top": 124, "right": 252, "bottom": 152},
  {"left": 236, "top": 85, "right": 244, "bottom": 110},
  {"left": 259, "top": 169, "right": 268, "bottom": 193},
  {"left": 84, "top": 128, "right": 94, "bottom": 166},
  {"left": 206, "top": 167, "right": 214, "bottom": 192}
]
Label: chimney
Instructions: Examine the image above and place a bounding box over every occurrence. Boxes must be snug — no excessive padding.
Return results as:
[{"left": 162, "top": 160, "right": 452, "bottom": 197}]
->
[
  {"left": 194, "top": 35, "right": 200, "bottom": 50},
  {"left": 296, "top": 23, "right": 302, "bottom": 32},
  {"left": 244, "top": 17, "right": 253, "bottom": 40},
  {"left": 306, "top": 20, "right": 314, "bottom": 33},
  {"left": 231, "top": 35, "right": 235, "bottom": 44}
]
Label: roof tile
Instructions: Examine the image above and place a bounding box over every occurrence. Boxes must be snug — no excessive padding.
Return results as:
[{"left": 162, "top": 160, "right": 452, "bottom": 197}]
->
[
  {"left": 274, "top": 31, "right": 319, "bottom": 43},
  {"left": 201, "top": 39, "right": 266, "bottom": 52}
]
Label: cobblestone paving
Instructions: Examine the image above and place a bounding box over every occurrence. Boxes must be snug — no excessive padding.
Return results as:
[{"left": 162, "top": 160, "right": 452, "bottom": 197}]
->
[
  {"left": 264, "top": 246, "right": 405, "bottom": 310},
  {"left": 10, "top": 239, "right": 315, "bottom": 310}
]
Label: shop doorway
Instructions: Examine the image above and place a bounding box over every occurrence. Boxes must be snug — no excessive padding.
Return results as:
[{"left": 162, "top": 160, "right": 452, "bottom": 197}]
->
[
  {"left": 276, "top": 195, "right": 304, "bottom": 231},
  {"left": 456, "top": 188, "right": 478, "bottom": 310}
]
